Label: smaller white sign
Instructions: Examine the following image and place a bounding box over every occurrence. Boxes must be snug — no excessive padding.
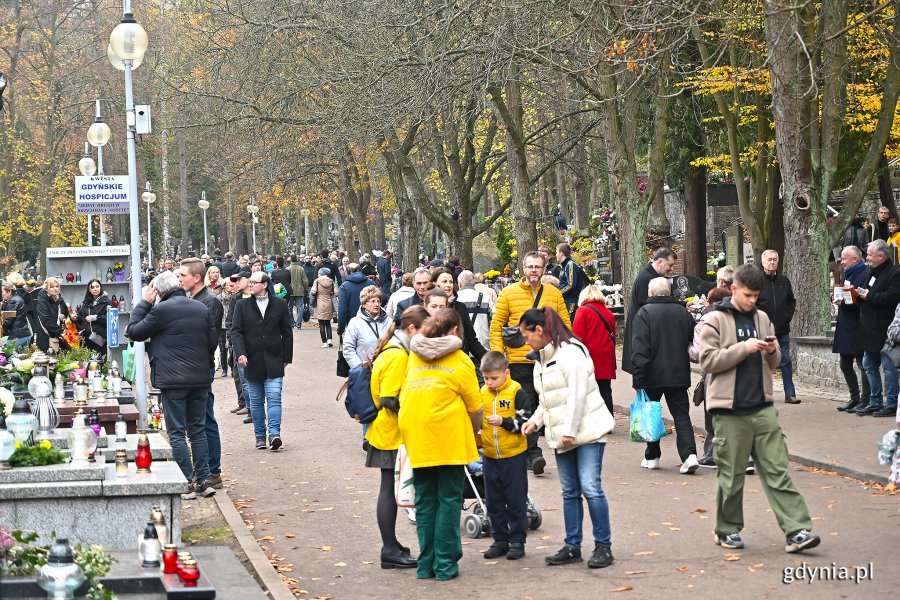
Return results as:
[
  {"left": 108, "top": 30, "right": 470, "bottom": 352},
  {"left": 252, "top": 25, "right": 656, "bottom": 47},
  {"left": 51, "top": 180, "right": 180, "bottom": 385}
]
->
[
  {"left": 75, "top": 175, "right": 131, "bottom": 214},
  {"left": 46, "top": 245, "right": 130, "bottom": 258}
]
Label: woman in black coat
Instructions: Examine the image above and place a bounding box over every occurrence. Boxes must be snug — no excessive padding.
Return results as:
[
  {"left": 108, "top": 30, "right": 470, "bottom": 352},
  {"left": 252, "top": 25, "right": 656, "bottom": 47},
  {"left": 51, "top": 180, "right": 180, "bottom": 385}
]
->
[
  {"left": 74, "top": 279, "right": 110, "bottom": 353},
  {"left": 431, "top": 268, "right": 487, "bottom": 367},
  {"left": 35, "top": 277, "right": 70, "bottom": 353}
]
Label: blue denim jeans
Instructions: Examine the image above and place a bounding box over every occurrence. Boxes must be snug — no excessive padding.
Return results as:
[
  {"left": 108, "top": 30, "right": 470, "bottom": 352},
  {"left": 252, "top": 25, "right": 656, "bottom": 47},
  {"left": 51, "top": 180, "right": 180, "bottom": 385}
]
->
[
  {"left": 287, "top": 296, "right": 301, "bottom": 327},
  {"left": 235, "top": 361, "right": 252, "bottom": 410},
  {"left": 15, "top": 336, "right": 31, "bottom": 350},
  {"left": 554, "top": 442, "right": 612, "bottom": 548},
  {"left": 206, "top": 368, "right": 221, "bottom": 475},
  {"left": 777, "top": 334, "right": 796, "bottom": 397},
  {"left": 246, "top": 377, "right": 283, "bottom": 441},
  {"left": 161, "top": 387, "right": 210, "bottom": 483},
  {"left": 863, "top": 351, "right": 899, "bottom": 410}
]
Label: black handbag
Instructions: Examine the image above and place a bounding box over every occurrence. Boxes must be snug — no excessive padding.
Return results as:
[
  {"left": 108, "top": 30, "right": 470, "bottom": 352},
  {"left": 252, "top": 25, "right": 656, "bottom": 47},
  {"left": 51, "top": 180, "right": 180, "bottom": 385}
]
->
[
  {"left": 336, "top": 336, "right": 350, "bottom": 377},
  {"left": 502, "top": 286, "right": 544, "bottom": 349},
  {"left": 882, "top": 340, "right": 900, "bottom": 368}
]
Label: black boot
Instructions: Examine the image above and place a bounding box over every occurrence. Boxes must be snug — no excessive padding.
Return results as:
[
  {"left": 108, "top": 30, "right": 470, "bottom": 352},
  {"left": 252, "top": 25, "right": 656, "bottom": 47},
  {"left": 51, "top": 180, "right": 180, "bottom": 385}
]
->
[{"left": 837, "top": 398, "right": 859, "bottom": 412}]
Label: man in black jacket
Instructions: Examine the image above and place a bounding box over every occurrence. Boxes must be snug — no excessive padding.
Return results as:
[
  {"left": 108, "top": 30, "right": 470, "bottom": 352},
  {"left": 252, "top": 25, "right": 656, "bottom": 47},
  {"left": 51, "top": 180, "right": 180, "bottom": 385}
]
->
[
  {"left": 623, "top": 247, "right": 675, "bottom": 374},
  {"left": 219, "top": 252, "right": 239, "bottom": 278},
  {"left": 630, "top": 277, "right": 699, "bottom": 474},
  {"left": 756, "top": 250, "right": 799, "bottom": 404},
  {"left": 179, "top": 258, "right": 225, "bottom": 489},
  {"left": 854, "top": 239, "right": 900, "bottom": 417},
  {"left": 126, "top": 270, "right": 218, "bottom": 499},
  {"left": 231, "top": 272, "right": 293, "bottom": 451}
]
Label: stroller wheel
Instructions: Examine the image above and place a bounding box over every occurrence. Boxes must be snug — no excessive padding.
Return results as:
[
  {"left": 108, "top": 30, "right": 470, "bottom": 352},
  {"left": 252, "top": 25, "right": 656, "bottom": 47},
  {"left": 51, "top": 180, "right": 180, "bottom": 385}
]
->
[
  {"left": 464, "top": 514, "right": 484, "bottom": 539},
  {"left": 529, "top": 508, "right": 542, "bottom": 530},
  {"left": 473, "top": 502, "right": 485, "bottom": 516}
]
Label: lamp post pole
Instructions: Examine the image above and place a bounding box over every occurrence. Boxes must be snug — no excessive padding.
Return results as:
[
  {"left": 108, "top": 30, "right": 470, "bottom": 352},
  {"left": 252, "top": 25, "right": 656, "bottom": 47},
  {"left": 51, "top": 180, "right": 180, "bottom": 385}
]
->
[
  {"left": 109, "top": 0, "right": 149, "bottom": 427},
  {"left": 247, "top": 198, "right": 258, "bottom": 254},
  {"left": 199, "top": 191, "right": 209, "bottom": 254},
  {"left": 79, "top": 142, "right": 97, "bottom": 245}
]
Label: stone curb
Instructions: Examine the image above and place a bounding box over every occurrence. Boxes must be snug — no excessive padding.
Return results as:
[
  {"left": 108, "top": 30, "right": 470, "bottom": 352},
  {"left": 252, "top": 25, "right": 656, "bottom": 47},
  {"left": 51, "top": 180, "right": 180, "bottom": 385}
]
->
[
  {"left": 612, "top": 403, "right": 890, "bottom": 486},
  {"left": 214, "top": 490, "right": 296, "bottom": 600}
]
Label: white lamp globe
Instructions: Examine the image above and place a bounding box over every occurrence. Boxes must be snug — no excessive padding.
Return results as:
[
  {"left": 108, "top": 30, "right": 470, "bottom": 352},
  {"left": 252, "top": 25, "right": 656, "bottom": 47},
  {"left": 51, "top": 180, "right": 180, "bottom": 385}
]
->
[
  {"left": 108, "top": 44, "right": 143, "bottom": 71},
  {"left": 109, "top": 16, "right": 149, "bottom": 62},
  {"left": 87, "top": 121, "right": 111, "bottom": 147},
  {"left": 142, "top": 190, "right": 156, "bottom": 204},
  {"left": 198, "top": 199, "right": 210, "bottom": 210},
  {"left": 78, "top": 156, "right": 97, "bottom": 177}
]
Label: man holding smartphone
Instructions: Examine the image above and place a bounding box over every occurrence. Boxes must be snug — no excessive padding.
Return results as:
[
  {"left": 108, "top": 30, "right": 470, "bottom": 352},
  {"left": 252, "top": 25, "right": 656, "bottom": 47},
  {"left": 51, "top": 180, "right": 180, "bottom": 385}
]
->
[{"left": 699, "top": 264, "right": 820, "bottom": 555}]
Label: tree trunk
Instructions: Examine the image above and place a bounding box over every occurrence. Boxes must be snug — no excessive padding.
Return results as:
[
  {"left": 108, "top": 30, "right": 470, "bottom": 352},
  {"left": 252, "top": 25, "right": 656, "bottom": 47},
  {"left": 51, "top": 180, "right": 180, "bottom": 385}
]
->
[
  {"left": 683, "top": 164, "right": 707, "bottom": 277},
  {"left": 178, "top": 135, "right": 190, "bottom": 257},
  {"left": 878, "top": 153, "right": 897, "bottom": 218}
]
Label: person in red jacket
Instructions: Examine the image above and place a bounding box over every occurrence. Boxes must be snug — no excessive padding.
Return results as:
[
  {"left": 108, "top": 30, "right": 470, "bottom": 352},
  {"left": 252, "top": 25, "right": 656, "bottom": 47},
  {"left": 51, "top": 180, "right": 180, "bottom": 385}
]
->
[{"left": 572, "top": 285, "right": 616, "bottom": 415}]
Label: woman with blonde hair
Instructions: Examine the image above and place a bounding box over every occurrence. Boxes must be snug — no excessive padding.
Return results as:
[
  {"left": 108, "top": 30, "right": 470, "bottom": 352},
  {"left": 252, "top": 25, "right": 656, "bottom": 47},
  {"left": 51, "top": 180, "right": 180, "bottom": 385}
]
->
[
  {"left": 572, "top": 285, "right": 617, "bottom": 414},
  {"left": 398, "top": 308, "right": 482, "bottom": 581},
  {"left": 310, "top": 267, "right": 336, "bottom": 346},
  {"left": 205, "top": 265, "right": 223, "bottom": 297}
]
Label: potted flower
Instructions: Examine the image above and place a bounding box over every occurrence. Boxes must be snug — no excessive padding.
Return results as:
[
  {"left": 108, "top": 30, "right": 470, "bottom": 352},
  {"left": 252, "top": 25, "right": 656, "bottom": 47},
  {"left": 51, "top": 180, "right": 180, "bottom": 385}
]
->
[{"left": 112, "top": 262, "right": 126, "bottom": 282}]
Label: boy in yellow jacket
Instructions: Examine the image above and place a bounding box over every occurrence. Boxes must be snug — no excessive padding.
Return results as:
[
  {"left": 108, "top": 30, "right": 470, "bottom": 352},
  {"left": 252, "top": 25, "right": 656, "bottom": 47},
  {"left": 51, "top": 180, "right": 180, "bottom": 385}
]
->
[{"left": 480, "top": 351, "right": 531, "bottom": 560}]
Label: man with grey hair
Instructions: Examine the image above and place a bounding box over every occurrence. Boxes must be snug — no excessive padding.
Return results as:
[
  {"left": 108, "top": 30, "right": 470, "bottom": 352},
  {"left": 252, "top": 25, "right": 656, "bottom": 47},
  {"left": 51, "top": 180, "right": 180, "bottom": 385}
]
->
[
  {"left": 832, "top": 245, "right": 870, "bottom": 412},
  {"left": 853, "top": 239, "right": 900, "bottom": 416},
  {"left": 630, "top": 276, "right": 699, "bottom": 474},
  {"left": 756, "top": 250, "right": 798, "bottom": 404},
  {"left": 456, "top": 269, "right": 493, "bottom": 350},
  {"left": 623, "top": 247, "right": 676, "bottom": 374},
  {"left": 126, "top": 269, "right": 218, "bottom": 499}
]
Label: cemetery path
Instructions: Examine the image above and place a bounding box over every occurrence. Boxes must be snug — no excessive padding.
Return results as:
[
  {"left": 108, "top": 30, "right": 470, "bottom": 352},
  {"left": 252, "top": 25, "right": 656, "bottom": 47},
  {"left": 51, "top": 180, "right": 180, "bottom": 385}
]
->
[{"left": 207, "top": 327, "right": 898, "bottom": 600}]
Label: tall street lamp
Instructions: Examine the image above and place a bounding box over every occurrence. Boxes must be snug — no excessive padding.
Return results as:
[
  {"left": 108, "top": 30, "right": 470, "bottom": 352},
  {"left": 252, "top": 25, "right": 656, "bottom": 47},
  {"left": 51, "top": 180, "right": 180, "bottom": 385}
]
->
[
  {"left": 142, "top": 182, "right": 156, "bottom": 268},
  {"left": 78, "top": 142, "right": 97, "bottom": 246},
  {"left": 198, "top": 191, "right": 209, "bottom": 254},
  {"left": 108, "top": 0, "right": 149, "bottom": 427},
  {"left": 87, "top": 100, "right": 111, "bottom": 246},
  {"left": 247, "top": 198, "right": 259, "bottom": 254},
  {"left": 300, "top": 208, "right": 310, "bottom": 254}
]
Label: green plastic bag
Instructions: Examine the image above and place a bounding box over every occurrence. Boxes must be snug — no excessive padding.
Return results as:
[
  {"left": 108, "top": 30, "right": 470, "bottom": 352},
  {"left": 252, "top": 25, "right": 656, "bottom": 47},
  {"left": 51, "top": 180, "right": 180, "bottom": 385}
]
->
[{"left": 122, "top": 342, "right": 136, "bottom": 383}]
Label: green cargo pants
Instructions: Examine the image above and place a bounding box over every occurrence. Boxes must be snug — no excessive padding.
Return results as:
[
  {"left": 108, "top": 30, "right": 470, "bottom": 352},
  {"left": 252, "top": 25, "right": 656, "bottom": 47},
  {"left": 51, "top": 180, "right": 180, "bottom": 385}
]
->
[
  {"left": 712, "top": 406, "right": 812, "bottom": 537},
  {"left": 413, "top": 465, "right": 464, "bottom": 580}
]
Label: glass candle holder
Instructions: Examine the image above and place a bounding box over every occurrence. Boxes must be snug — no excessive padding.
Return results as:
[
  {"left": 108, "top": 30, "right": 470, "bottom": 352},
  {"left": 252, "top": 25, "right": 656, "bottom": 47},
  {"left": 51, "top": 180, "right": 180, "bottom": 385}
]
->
[{"left": 162, "top": 544, "right": 178, "bottom": 574}]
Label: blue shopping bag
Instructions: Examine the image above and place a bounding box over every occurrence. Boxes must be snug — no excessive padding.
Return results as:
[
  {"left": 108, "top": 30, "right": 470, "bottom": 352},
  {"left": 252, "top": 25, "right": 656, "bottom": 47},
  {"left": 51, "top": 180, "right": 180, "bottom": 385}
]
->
[{"left": 629, "top": 389, "right": 668, "bottom": 442}]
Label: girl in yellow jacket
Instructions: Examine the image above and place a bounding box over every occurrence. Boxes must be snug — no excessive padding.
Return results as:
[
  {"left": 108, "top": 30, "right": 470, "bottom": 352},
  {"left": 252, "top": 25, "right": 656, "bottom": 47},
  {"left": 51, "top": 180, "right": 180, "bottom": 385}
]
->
[
  {"left": 366, "top": 305, "right": 429, "bottom": 570},
  {"left": 398, "top": 308, "right": 483, "bottom": 581}
]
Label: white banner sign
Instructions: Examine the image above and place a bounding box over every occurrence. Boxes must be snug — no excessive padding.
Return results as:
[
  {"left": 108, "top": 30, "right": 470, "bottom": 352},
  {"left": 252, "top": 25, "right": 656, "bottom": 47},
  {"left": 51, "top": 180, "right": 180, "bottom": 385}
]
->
[
  {"left": 75, "top": 175, "right": 131, "bottom": 214},
  {"left": 46, "top": 245, "right": 130, "bottom": 258}
]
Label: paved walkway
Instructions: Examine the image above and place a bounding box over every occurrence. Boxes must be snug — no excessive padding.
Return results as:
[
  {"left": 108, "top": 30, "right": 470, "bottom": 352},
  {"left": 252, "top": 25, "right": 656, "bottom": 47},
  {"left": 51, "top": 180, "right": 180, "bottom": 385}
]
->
[{"left": 207, "top": 328, "right": 898, "bottom": 599}]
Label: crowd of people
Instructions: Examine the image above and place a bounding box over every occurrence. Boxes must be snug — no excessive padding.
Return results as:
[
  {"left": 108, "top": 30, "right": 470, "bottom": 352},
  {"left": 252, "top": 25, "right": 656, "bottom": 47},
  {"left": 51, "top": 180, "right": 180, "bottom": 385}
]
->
[{"left": 20, "top": 225, "right": 900, "bottom": 578}]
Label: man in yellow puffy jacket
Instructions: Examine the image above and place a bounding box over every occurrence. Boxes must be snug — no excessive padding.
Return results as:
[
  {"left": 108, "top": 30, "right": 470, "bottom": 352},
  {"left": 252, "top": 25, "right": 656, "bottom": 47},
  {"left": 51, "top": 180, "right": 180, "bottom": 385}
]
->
[
  {"left": 480, "top": 352, "right": 531, "bottom": 560},
  {"left": 490, "top": 250, "right": 571, "bottom": 474}
]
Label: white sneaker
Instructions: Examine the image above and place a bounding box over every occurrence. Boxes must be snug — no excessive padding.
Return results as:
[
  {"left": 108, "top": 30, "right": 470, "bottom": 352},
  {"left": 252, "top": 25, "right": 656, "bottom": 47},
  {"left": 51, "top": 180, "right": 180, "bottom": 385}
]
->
[
  {"left": 680, "top": 454, "right": 699, "bottom": 475},
  {"left": 406, "top": 507, "right": 416, "bottom": 523},
  {"left": 640, "top": 458, "right": 660, "bottom": 470},
  {"left": 321, "top": 342, "right": 329, "bottom": 348},
  {"left": 326, "top": 340, "right": 334, "bottom": 347}
]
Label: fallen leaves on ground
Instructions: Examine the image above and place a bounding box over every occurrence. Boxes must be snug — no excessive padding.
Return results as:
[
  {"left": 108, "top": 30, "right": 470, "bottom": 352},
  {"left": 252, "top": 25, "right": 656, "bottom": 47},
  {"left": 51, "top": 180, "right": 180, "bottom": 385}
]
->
[
  {"left": 646, "top": 531, "right": 661, "bottom": 537},
  {"left": 633, "top": 551, "right": 655, "bottom": 556},
  {"left": 285, "top": 533, "right": 296, "bottom": 538},
  {"left": 334, "top": 562, "right": 347, "bottom": 567},
  {"left": 675, "top": 566, "right": 689, "bottom": 572},
  {"left": 723, "top": 553, "right": 741, "bottom": 561},
  {"left": 692, "top": 508, "right": 707, "bottom": 513},
  {"left": 611, "top": 586, "right": 634, "bottom": 592},
  {"left": 626, "top": 570, "right": 650, "bottom": 575},
  {"left": 316, "top": 546, "right": 333, "bottom": 551}
]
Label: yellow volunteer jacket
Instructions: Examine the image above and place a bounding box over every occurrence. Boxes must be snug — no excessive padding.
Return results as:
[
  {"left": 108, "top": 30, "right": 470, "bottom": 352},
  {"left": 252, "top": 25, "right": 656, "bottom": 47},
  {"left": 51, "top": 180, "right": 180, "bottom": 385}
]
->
[
  {"left": 366, "top": 342, "right": 409, "bottom": 451},
  {"left": 398, "top": 342, "right": 482, "bottom": 469},
  {"left": 480, "top": 376, "right": 529, "bottom": 459},
  {"left": 489, "top": 279, "right": 571, "bottom": 364}
]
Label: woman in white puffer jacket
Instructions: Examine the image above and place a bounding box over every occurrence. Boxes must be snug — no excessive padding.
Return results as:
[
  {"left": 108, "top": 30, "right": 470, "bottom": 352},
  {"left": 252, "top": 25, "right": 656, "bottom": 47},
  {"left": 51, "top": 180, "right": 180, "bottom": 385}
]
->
[{"left": 520, "top": 306, "right": 616, "bottom": 570}]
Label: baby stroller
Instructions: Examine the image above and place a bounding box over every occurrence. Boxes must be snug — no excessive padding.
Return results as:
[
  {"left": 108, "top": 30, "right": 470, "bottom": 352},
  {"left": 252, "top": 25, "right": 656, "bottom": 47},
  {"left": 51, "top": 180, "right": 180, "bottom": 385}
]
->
[{"left": 462, "top": 460, "right": 542, "bottom": 538}]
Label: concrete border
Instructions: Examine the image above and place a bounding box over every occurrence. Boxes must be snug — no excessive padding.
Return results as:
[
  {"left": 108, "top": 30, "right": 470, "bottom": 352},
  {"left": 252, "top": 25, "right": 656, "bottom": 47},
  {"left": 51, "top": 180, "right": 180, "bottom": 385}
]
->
[
  {"left": 612, "top": 403, "right": 890, "bottom": 486},
  {"left": 214, "top": 490, "right": 295, "bottom": 600}
]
